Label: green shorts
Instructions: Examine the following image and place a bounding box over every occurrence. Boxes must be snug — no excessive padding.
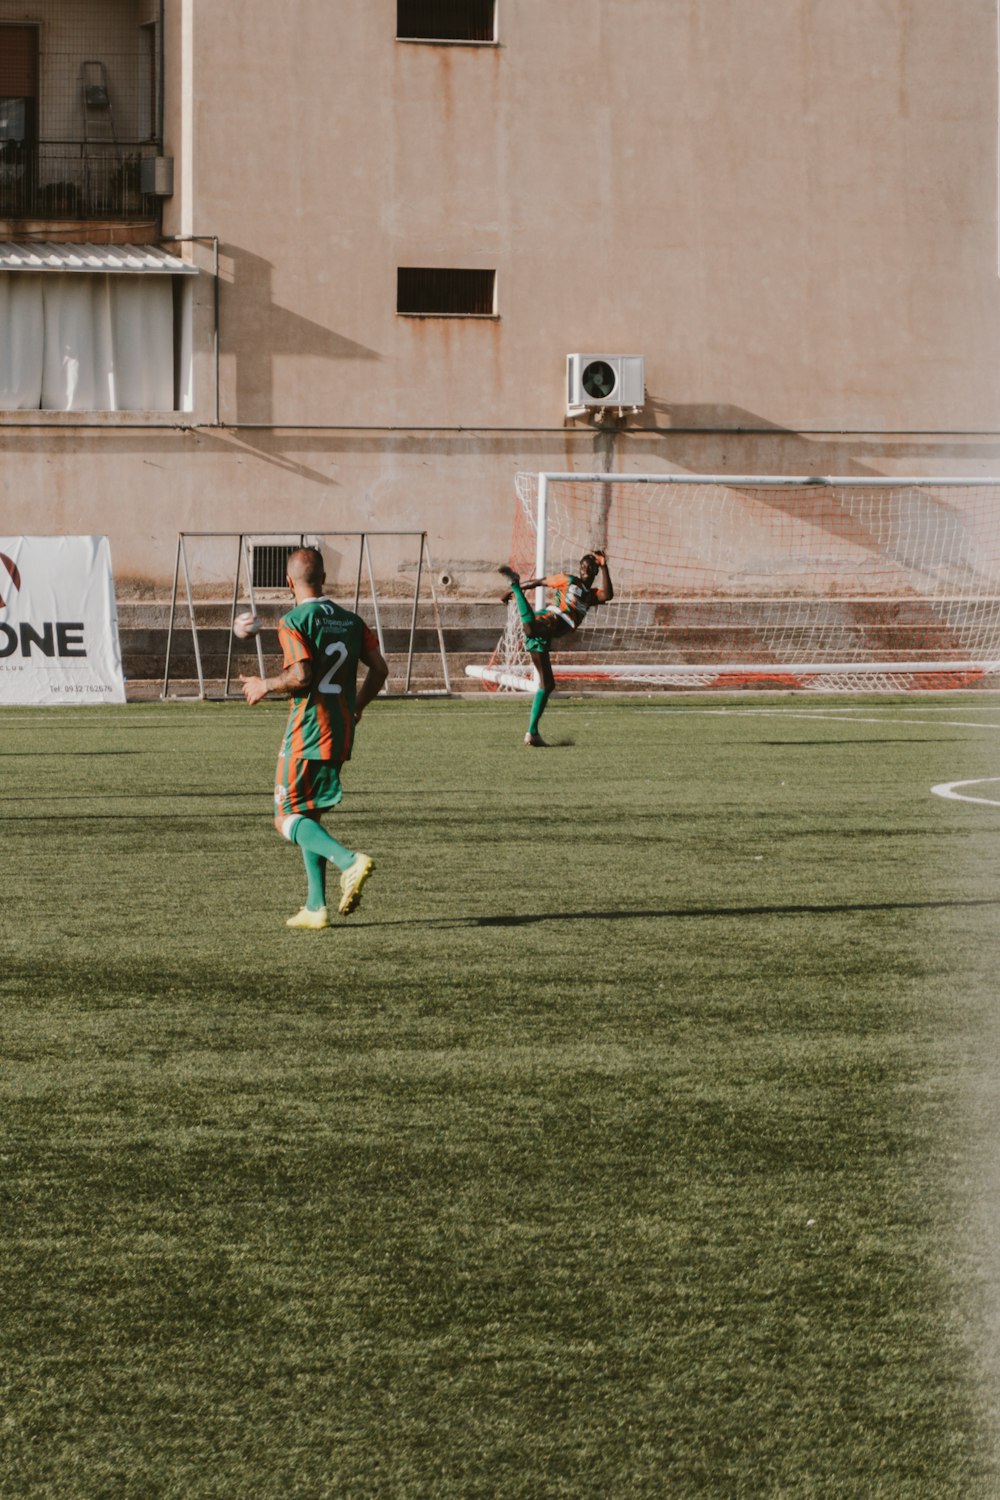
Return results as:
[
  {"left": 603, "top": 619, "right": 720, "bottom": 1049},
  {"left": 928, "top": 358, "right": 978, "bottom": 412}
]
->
[
  {"left": 524, "top": 614, "right": 573, "bottom": 655},
  {"left": 274, "top": 750, "right": 343, "bottom": 817}
]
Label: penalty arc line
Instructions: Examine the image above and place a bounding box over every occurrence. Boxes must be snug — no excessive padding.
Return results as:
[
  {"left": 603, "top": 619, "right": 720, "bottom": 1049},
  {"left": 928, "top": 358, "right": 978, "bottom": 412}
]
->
[{"left": 931, "top": 778, "right": 1000, "bottom": 808}]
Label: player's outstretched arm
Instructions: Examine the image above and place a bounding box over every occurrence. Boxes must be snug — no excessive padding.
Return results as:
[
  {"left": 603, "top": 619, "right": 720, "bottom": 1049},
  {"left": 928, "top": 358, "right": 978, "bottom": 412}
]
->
[
  {"left": 354, "top": 644, "right": 389, "bottom": 722},
  {"left": 240, "top": 659, "right": 310, "bottom": 705},
  {"left": 592, "top": 551, "right": 614, "bottom": 604}
]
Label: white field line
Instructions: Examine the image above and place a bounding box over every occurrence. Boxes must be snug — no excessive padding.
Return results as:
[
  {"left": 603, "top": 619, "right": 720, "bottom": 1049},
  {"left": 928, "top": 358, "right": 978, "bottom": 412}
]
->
[
  {"left": 644, "top": 708, "right": 1000, "bottom": 732},
  {"left": 931, "top": 779, "right": 1000, "bottom": 808},
  {"left": 0, "top": 711, "right": 217, "bottom": 724}
]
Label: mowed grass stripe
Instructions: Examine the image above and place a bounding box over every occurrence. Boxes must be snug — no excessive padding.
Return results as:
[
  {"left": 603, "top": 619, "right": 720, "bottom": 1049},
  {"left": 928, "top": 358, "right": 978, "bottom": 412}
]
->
[{"left": 2, "top": 696, "right": 1000, "bottom": 1497}]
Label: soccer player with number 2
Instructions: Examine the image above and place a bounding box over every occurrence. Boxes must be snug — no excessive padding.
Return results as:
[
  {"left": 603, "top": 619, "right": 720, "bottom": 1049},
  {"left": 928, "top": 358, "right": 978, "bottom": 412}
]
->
[{"left": 241, "top": 546, "right": 389, "bottom": 930}]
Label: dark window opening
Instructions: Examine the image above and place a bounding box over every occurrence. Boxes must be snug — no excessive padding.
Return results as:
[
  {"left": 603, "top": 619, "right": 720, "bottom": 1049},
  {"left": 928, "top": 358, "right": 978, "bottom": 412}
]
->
[
  {"left": 252, "top": 545, "right": 297, "bottom": 589},
  {"left": 0, "top": 26, "right": 39, "bottom": 216},
  {"left": 397, "top": 267, "right": 496, "bottom": 316},
  {"left": 396, "top": 1, "right": 496, "bottom": 43},
  {"left": 0, "top": 25, "right": 39, "bottom": 109}
]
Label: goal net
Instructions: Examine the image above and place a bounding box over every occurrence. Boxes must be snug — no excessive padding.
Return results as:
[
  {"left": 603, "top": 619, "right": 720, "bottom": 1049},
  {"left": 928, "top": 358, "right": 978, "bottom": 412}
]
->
[{"left": 467, "top": 473, "right": 1000, "bottom": 693}]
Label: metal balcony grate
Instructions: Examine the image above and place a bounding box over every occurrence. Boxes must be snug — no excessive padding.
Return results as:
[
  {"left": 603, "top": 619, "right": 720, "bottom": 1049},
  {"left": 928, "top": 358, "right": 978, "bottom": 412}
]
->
[{"left": 0, "top": 143, "right": 156, "bottom": 219}]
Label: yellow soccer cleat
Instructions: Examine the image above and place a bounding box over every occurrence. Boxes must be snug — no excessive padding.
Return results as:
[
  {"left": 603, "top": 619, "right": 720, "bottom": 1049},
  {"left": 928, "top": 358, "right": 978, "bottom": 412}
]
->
[
  {"left": 286, "top": 905, "right": 330, "bottom": 930},
  {"left": 339, "top": 853, "right": 375, "bottom": 915}
]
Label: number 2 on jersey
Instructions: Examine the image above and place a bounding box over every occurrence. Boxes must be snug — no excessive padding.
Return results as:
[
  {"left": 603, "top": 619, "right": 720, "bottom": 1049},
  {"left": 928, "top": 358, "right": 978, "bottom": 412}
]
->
[{"left": 318, "top": 639, "right": 349, "bottom": 694}]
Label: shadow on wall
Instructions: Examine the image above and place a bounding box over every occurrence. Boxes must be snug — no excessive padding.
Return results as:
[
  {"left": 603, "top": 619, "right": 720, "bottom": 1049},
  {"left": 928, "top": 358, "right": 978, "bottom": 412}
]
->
[
  {"left": 639, "top": 397, "right": 889, "bottom": 475},
  {"left": 641, "top": 396, "right": 875, "bottom": 453},
  {"left": 221, "top": 245, "right": 382, "bottom": 425},
  {"left": 643, "top": 399, "right": 795, "bottom": 431}
]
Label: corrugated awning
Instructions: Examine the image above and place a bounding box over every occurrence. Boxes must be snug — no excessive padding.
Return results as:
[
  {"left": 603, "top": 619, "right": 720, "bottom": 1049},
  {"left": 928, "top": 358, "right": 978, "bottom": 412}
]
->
[{"left": 0, "top": 242, "right": 198, "bottom": 274}]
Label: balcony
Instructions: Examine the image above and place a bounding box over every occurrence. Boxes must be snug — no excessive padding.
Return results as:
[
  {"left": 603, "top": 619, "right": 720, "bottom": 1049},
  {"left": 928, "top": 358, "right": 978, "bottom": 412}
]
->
[
  {"left": 0, "top": 3, "right": 162, "bottom": 239},
  {"left": 0, "top": 141, "right": 157, "bottom": 225}
]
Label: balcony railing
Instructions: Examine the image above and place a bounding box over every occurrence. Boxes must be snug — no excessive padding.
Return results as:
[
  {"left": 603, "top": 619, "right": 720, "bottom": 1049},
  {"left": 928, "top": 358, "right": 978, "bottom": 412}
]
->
[{"left": 0, "top": 142, "right": 157, "bottom": 221}]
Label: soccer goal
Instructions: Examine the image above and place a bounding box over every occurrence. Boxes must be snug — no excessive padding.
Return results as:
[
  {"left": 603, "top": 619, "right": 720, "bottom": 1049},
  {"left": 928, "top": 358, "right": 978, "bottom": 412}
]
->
[{"left": 466, "top": 473, "right": 1000, "bottom": 693}]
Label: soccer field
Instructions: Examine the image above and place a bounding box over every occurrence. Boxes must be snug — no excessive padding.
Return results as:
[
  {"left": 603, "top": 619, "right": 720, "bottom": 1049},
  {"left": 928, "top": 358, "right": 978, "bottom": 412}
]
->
[{"left": 5, "top": 694, "right": 1000, "bottom": 1497}]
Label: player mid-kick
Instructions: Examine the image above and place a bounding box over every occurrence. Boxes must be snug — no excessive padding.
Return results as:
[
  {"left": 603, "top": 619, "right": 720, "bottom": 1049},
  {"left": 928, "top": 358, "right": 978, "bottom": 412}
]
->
[{"left": 498, "top": 550, "right": 613, "bottom": 745}]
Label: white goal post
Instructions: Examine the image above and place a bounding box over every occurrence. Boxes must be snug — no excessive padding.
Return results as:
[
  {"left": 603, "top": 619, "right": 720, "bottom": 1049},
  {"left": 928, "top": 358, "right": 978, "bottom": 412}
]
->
[{"left": 466, "top": 473, "right": 1000, "bottom": 694}]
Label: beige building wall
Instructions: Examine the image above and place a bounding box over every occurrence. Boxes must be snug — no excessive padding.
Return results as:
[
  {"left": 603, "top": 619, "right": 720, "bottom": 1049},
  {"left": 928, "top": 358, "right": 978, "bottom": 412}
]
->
[{"left": 1, "top": 0, "right": 999, "bottom": 592}]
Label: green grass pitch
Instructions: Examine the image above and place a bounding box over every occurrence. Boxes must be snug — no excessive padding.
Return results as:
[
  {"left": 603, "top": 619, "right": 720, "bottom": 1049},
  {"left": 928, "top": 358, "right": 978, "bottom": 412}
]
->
[{"left": 5, "top": 693, "right": 1000, "bottom": 1497}]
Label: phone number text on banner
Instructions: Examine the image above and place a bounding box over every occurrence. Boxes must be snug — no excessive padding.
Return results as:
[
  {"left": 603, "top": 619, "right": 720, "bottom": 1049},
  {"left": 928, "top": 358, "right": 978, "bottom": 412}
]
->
[{"left": 0, "top": 536, "right": 126, "bottom": 705}]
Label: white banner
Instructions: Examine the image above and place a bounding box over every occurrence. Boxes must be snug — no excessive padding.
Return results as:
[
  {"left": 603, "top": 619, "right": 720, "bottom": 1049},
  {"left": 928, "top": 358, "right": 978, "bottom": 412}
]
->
[{"left": 0, "top": 536, "right": 126, "bottom": 705}]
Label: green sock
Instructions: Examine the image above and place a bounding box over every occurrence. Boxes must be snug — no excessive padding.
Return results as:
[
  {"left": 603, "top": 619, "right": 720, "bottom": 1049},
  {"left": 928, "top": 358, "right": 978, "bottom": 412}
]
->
[
  {"left": 290, "top": 817, "right": 355, "bottom": 875},
  {"left": 509, "top": 579, "right": 537, "bottom": 631},
  {"left": 301, "top": 848, "right": 327, "bottom": 910},
  {"left": 529, "top": 687, "right": 550, "bottom": 734}
]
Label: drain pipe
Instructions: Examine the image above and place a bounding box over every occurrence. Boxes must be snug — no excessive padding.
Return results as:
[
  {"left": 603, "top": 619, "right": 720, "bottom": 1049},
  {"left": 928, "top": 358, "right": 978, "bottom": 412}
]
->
[{"left": 156, "top": 0, "right": 165, "bottom": 145}]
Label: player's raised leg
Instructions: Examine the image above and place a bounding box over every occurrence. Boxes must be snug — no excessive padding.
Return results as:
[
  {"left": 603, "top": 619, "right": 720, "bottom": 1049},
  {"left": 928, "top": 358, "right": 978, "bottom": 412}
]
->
[{"left": 498, "top": 565, "right": 539, "bottom": 633}]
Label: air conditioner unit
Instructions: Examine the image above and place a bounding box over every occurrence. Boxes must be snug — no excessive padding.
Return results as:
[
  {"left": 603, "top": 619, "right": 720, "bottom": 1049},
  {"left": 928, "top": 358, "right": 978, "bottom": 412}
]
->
[{"left": 566, "top": 354, "right": 645, "bottom": 415}]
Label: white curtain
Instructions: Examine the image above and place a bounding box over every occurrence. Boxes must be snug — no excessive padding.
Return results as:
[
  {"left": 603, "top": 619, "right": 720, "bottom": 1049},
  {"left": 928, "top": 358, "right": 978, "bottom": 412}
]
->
[
  {"left": 0, "top": 275, "right": 44, "bottom": 409},
  {"left": 0, "top": 272, "right": 175, "bottom": 411}
]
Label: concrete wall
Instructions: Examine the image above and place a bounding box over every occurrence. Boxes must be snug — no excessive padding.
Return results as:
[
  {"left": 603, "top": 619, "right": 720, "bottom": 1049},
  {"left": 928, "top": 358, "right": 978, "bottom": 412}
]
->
[{"left": 2, "top": 0, "right": 999, "bottom": 594}]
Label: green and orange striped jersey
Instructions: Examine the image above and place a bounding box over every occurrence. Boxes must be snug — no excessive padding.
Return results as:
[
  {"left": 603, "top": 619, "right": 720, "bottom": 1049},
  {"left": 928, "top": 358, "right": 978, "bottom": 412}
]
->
[
  {"left": 278, "top": 597, "right": 378, "bottom": 762},
  {"left": 541, "top": 573, "right": 598, "bottom": 630}
]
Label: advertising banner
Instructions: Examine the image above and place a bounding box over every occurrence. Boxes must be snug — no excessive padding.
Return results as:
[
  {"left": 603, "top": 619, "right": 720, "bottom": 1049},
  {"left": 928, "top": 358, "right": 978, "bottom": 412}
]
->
[{"left": 0, "top": 536, "right": 126, "bottom": 705}]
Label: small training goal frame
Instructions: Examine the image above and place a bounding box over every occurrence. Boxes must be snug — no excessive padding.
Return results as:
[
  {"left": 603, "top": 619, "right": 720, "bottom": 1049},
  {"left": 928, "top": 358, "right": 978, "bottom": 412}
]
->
[
  {"left": 467, "top": 473, "right": 1000, "bottom": 694},
  {"left": 163, "top": 530, "right": 451, "bottom": 699}
]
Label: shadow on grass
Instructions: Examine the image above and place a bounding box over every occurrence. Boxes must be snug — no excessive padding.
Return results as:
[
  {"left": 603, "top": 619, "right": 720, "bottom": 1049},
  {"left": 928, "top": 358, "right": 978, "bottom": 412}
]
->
[
  {"left": 0, "top": 750, "right": 145, "bottom": 757},
  {"left": 346, "top": 895, "right": 1000, "bottom": 929},
  {"left": 761, "top": 738, "right": 972, "bottom": 747}
]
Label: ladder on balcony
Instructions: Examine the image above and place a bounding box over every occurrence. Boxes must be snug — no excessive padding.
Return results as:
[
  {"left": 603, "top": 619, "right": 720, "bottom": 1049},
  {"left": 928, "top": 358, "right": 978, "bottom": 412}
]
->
[{"left": 81, "top": 61, "right": 117, "bottom": 213}]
